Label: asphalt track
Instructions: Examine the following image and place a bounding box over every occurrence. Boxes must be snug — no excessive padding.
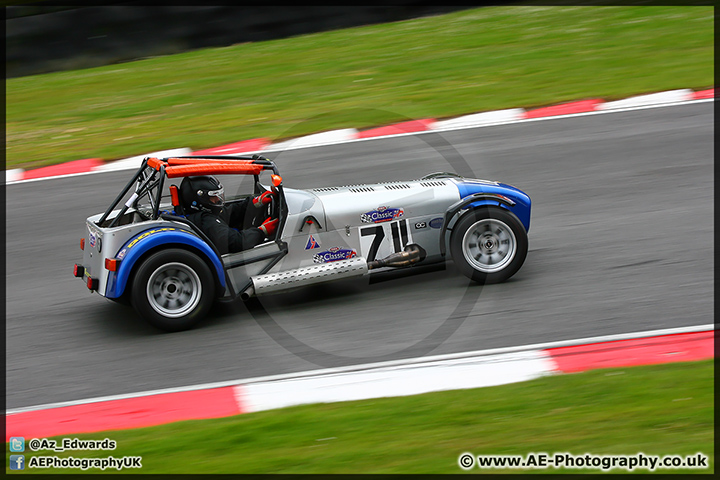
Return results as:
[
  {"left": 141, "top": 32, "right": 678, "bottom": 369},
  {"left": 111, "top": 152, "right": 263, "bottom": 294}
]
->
[{"left": 5, "top": 102, "right": 713, "bottom": 410}]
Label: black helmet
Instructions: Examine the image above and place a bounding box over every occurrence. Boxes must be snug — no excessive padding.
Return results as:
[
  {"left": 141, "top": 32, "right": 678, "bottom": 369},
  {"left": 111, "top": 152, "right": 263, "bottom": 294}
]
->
[{"left": 179, "top": 176, "right": 225, "bottom": 214}]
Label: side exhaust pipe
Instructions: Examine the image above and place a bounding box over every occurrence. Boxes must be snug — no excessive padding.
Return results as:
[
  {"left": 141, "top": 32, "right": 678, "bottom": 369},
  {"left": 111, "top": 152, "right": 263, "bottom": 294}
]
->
[
  {"left": 242, "top": 256, "right": 368, "bottom": 300},
  {"left": 241, "top": 244, "right": 427, "bottom": 300},
  {"left": 368, "top": 244, "right": 426, "bottom": 270}
]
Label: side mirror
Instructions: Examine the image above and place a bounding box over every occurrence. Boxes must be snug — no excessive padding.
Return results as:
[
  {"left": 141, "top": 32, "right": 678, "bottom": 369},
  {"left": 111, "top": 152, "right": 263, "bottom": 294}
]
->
[{"left": 271, "top": 175, "right": 283, "bottom": 187}]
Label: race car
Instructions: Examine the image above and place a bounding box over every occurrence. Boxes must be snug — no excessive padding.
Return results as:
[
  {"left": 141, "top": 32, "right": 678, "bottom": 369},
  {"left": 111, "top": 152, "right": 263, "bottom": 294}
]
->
[{"left": 74, "top": 155, "right": 531, "bottom": 331}]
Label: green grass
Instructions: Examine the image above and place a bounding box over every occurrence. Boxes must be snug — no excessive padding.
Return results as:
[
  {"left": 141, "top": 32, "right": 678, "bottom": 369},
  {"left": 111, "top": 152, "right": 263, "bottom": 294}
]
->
[
  {"left": 5, "top": 5, "right": 714, "bottom": 170},
  {"left": 7, "top": 360, "right": 714, "bottom": 474}
]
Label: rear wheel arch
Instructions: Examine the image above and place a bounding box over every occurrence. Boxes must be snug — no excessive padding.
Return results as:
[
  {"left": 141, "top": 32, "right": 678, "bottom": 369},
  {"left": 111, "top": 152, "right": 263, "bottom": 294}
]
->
[
  {"left": 129, "top": 247, "right": 217, "bottom": 332},
  {"left": 125, "top": 243, "right": 225, "bottom": 301}
]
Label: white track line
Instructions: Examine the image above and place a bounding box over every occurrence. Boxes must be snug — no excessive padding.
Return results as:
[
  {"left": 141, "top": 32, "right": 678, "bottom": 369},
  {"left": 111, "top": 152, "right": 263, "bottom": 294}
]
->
[
  {"left": 6, "top": 96, "right": 712, "bottom": 185},
  {"left": 7, "top": 323, "right": 713, "bottom": 415},
  {"left": 9, "top": 147, "right": 192, "bottom": 185},
  {"left": 268, "top": 128, "right": 359, "bottom": 151},
  {"left": 598, "top": 89, "right": 693, "bottom": 110},
  {"left": 291, "top": 97, "right": 713, "bottom": 148}
]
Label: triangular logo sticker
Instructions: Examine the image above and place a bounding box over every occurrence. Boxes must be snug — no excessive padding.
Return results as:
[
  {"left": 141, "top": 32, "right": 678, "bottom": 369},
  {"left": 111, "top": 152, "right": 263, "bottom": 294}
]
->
[{"left": 305, "top": 235, "right": 320, "bottom": 250}]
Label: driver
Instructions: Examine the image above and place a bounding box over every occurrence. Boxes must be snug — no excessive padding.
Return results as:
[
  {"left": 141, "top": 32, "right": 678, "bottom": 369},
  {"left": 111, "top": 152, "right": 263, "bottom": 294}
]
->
[{"left": 179, "top": 175, "right": 278, "bottom": 254}]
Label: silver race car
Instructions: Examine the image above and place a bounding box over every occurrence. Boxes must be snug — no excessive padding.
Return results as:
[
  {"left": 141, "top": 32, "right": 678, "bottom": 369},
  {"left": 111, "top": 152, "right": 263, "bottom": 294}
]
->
[{"left": 74, "top": 155, "right": 531, "bottom": 331}]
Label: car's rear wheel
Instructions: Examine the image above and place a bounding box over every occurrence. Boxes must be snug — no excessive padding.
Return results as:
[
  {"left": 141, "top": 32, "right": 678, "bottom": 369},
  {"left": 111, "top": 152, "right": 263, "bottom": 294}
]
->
[
  {"left": 131, "top": 248, "right": 215, "bottom": 332},
  {"left": 450, "top": 207, "right": 528, "bottom": 284}
]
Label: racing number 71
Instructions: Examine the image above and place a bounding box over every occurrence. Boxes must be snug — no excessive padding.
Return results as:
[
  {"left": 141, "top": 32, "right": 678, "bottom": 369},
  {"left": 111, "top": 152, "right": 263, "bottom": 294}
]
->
[{"left": 360, "top": 220, "right": 410, "bottom": 262}]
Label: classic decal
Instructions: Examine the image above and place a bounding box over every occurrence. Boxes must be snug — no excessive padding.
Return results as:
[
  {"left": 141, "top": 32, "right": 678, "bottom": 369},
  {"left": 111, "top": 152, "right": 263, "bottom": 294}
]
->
[
  {"left": 414, "top": 221, "right": 427, "bottom": 229},
  {"left": 116, "top": 248, "right": 128, "bottom": 259},
  {"left": 313, "top": 246, "right": 357, "bottom": 264},
  {"left": 429, "top": 217, "right": 444, "bottom": 229},
  {"left": 89, "top": 233, "right": 97, "bottom": 247},
  {"left": 305, "top": 235, "right": 321, "bottom": 250},
  {"left": 361, "top": 206, "right": 404, "bottom": 224}
]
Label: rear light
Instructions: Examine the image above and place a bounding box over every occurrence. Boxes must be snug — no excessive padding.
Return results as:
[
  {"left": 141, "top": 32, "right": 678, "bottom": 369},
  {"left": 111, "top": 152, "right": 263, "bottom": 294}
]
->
[
  {"left": 80, "top": 238, "right": 85, "bottom": 250},
  {"left": 87, "top": 276, "right": 99, "bottom": 291},
  {"left": 105, "top": 258, "right": 120, "bottom": 271},
  {"left": 73, "top": 264, "right": 85, "bottom": 278}
]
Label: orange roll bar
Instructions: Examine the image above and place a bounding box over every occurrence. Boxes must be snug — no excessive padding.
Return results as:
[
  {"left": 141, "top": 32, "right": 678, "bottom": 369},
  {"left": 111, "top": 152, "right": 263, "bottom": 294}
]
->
[
  {"left": 165, "top": 163, "right": 265, "bottom": 178},
  {"left": 146, "top": 157, "right": 166, "bottom": 170},
  {"left": 166, "top": 157, "right": 257, "bottom": 166}
]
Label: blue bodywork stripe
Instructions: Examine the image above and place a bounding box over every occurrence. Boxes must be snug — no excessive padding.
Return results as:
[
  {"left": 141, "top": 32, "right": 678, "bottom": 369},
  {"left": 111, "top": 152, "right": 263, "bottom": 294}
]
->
[{"left": 105, "top": 229, "right": 225, "bottom": 298}]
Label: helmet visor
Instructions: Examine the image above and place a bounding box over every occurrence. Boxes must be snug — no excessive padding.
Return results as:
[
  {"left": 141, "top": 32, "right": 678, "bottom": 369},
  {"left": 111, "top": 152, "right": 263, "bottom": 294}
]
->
[{"left": 206, "top": 186, "right": 224, "bottom": 205}]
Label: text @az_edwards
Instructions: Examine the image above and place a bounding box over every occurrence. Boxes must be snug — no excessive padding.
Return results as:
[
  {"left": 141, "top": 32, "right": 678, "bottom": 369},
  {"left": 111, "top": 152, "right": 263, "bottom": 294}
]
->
[
  {"left": 27, "top": 437, "right": 116, "bottom": 452},
  {"left": 458, "top": 452, "right": 709, "bottom": 472}
]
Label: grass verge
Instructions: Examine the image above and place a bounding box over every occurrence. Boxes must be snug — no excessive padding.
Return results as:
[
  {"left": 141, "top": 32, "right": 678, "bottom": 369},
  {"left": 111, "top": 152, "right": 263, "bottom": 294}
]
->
[
  {"left": 6, "top": 359, "right": 714, "bottom": 474},
  {"left": 6, "top": 5, "right": 713, "bottom": 170}
]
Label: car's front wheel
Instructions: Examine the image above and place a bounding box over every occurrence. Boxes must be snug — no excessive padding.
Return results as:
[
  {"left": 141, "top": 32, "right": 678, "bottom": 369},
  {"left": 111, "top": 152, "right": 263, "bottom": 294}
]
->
[
  {"left": 450, "top": 207, "right": 528, "bottom": 284},
  {"left": 131, "top": 248, "right": 215, "bottom": 332}
]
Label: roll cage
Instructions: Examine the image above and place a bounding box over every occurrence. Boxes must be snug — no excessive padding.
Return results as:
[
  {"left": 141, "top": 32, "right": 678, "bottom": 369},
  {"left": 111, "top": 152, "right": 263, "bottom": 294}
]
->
[{"left": 97, "top": 154, "right": 285, "bottom": 228}]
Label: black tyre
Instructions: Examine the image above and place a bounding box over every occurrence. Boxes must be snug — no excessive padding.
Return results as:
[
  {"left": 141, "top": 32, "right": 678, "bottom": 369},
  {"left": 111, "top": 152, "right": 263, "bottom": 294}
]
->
[
  {"left": 449, "top": 207, "right": 528, "bottom": 284},
  {"left": 131, "top": 248, "right": 215, "bottom": 332}
]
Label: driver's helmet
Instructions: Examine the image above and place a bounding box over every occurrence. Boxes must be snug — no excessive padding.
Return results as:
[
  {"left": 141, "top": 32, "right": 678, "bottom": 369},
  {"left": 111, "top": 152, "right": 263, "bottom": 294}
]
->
[{"left": 179, "top": 175, "right": 225, "bottom": 215}]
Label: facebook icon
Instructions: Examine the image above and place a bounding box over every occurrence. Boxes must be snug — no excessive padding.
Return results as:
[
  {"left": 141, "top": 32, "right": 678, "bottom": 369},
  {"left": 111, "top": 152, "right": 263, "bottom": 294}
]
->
[{"left": 10, "top": 455, "right": 25, "bottom": 470}]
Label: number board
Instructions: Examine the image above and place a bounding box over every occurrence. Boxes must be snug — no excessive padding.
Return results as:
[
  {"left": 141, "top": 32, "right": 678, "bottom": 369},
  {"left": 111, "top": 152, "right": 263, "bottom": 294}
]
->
[{"left": 359, "top": 219, "right": 413, "bottom": 262}]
